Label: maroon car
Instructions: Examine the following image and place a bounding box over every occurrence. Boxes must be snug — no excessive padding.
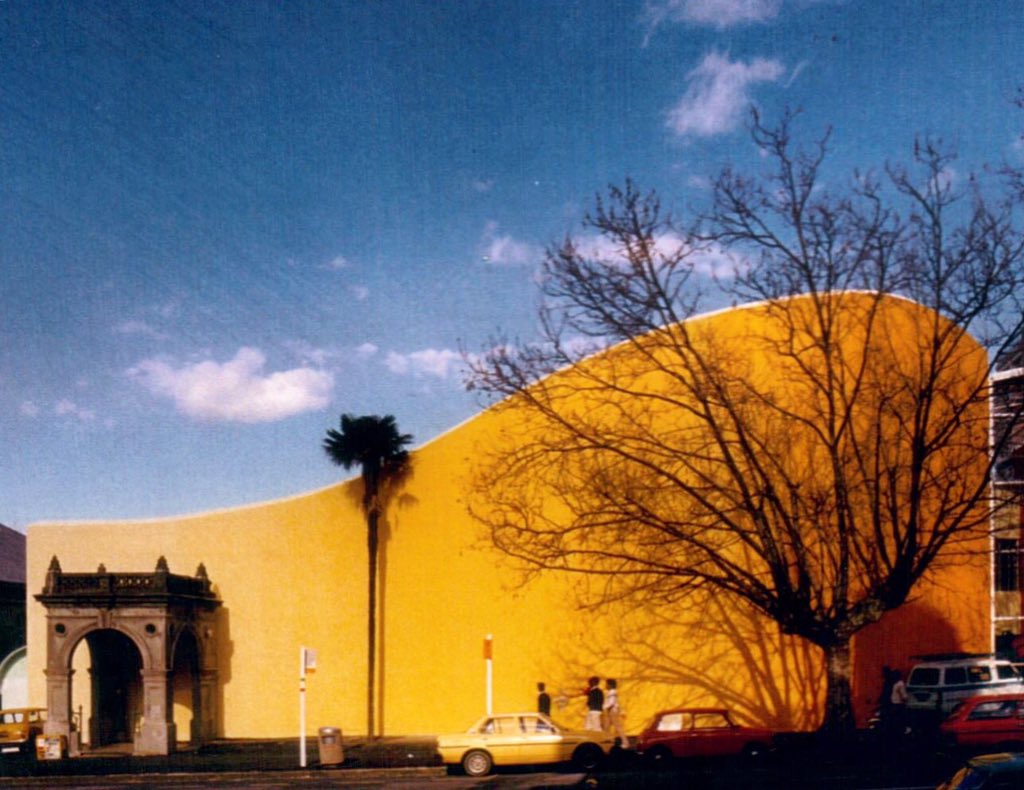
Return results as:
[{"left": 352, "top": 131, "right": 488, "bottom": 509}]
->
[{"left": 637, "top": 707, "right": 774, "bottom": 763}]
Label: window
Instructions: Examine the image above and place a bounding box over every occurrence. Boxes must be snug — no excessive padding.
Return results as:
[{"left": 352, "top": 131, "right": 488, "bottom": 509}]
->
[
  {"left": 909, "top": 668, "right": 940, "bottom": 686},
  {"left": 656, "top": 713, "right": 686, "bottom": 732},
  {"left": 992, "top": 373, "right": 1024, "bottom": 484},
  {"left": 945, "top": 667, "right": 968, "bottom": 686},
  {"left": 520, "top": 716, "right": 553, "bottom": 733},
  {"left": 998, "top": 664, "right": 1019, "bottom": 680},
  {"left": 967, "top": 666, "right": 993, "bottom": 684},
  {"left": 996, "top": 539, "right": 1021, "bottom": 592},
  {"left": 968, "top": 700, "right": 1017, "bottom": 720},
  {"left": 480, "top": 717, "right": 516, "bottom": 734},
  {"left": 692, "top": 713, "right": 730, "bottom": 730}
]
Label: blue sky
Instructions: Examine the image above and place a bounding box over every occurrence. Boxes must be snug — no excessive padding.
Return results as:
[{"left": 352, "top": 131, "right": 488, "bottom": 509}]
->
[{"left": 3, "top": 0, "right": 1023, "bottom": 529}]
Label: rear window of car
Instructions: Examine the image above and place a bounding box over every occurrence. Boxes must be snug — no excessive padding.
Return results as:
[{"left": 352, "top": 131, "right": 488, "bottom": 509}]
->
[
  {"left": 946, "top": 667, "right": 968, "bottom": 685},
  {"left": 968, "top": 700, "right": 1018, "bottom": 720},
  {"left": 910, "top": 668, "right": 940, "bottom": 686}
]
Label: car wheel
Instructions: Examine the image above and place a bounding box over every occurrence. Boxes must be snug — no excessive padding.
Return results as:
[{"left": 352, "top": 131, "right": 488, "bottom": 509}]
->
[
  {"left": 572, "top": 743, "right": 604, "bottom": 772},
  {"left": 462, "top": 749, "right": 493, "bottom": 777}
]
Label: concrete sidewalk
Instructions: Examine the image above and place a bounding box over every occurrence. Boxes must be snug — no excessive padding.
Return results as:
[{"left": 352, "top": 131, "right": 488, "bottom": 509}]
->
[{"left": 0, "top": 736, "right": 441, "bottom": 779}]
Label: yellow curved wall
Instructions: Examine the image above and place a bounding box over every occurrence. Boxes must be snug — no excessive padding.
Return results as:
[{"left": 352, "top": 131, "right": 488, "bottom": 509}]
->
[{"left": 26, "top": 292, "right": 992, "bottom": 737}]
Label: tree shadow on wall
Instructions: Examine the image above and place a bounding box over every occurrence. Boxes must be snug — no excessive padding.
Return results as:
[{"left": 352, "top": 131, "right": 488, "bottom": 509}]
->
[
  {"left": 851, "top": 600, "right": 960, "bottom": 725},
  {"left": 539, "top": 591, "right": 825, "bottom": 732}
]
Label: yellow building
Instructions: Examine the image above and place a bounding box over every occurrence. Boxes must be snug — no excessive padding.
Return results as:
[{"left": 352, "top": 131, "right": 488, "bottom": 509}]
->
[{"left": 25, "top": 292, "right": 993, "bottom": 753}]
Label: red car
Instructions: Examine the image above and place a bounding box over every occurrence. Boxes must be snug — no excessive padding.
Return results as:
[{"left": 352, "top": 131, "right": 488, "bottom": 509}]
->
[
  {"left": 939, "top": 693, "right": 1024, "bottom": 749},
  {"left": 636, "top": 707, "right": 774, "bottom": 763}
]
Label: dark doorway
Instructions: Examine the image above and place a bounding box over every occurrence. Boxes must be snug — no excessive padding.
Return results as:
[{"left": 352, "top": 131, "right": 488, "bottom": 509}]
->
[
  {"left": 86, "top": 630, "right": 142, "bottom": 746},
  {"left": 172, "top": 628, "right": 201, "bottom": 744}
]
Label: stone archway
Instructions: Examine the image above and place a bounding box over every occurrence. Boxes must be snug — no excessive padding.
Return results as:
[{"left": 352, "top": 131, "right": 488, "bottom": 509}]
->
[
  {"left": 83, "top": 629, "right": 143, "bottom": 746},
  {"left": 35, "top": 557, "right": 220, "bottom": 755}
]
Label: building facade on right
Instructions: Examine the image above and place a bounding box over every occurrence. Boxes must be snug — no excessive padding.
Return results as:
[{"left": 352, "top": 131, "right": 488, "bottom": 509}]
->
[{"left": 992, "top": 362, "right": 1024, "bottom": 659}]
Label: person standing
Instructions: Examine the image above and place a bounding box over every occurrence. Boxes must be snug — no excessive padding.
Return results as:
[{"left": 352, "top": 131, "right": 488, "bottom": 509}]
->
[
  {"left": 890, "top": 669, "right": 909, "bottom": 735},
  {"left": 603, "top": 678, "right": 626, "bottom": 745},
  {"left": 537, "top": 682, "right": 551, "bottom": 716},
  {"left": 877, "top": 666, "right": 895, "bottom": 729},
  {"left": 584, "top": 676, "right": 604, "bottom": 731}
]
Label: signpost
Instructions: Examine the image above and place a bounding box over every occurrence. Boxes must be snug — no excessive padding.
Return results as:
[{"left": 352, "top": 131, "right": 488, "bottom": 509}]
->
[
  {"left": 299, "top": 646, "right": 317, "bottom": 768},
  {"left": 484, "top": 634, "right": 493, "bottom": 715}
]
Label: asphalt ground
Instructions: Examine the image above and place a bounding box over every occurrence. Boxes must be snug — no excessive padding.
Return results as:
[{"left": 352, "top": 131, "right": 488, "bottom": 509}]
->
[
  {"left": 0, "top": 731, "right": 972, "bottom": 788},
  {"left": 0, "top": 736, "right": 441, "bottom": 780}
]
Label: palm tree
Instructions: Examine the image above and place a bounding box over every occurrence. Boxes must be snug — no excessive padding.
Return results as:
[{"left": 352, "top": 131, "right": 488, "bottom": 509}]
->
[{"left": 323, "top": 413, "right": 412, "bottom": 738}]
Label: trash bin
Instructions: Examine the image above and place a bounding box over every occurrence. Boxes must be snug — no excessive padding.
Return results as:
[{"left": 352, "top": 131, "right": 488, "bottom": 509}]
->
[
  {"left": 317, "top": 726, "right": 344, "bottom": 767},
  {"left": 35, "top": 734, "right": 66, "bottom": 761}
]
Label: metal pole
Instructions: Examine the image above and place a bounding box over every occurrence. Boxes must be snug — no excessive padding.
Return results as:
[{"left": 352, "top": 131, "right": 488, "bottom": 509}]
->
[
  {"left": 485, "top": 634, "right": 493, "bottom": 715},
  {"left": 299, "top": 647, "right": 307, "bottom": 768}
]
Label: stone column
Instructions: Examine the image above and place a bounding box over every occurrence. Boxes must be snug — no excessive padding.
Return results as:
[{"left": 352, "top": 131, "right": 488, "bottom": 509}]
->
[
  {"left": 42, "top": 667, "right": 72, "bottom": 740},
  {"left": 199, "top": 669, "right": 218, "bottom": 742},
  {"left": 135, "top": 668, "right": 175, "bottom": 755}
]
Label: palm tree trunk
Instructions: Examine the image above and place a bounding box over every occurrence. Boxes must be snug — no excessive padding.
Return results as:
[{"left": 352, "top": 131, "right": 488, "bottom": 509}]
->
[{"left": 367, "top": 506, "right": 378, "bottom": 738}]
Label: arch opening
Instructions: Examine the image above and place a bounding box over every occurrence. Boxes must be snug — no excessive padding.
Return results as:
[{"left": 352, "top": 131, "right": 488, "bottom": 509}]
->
[{"left": 79, "top": 630, "right": 143, "bottom": 747}]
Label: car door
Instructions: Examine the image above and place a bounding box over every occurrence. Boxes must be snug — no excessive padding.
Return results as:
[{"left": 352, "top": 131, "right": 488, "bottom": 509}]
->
[
  {"left": 690, "top": 711, "right": 735, "bottom": 757},
  {"left": 516, "top": 715, "right": 565, "bottom": 765},
  {"left": 961, "top": 700, "right": 1023, "bottom": 746},
  {"left": 477, "top": 715, "right": 526, "bottom": 765}
]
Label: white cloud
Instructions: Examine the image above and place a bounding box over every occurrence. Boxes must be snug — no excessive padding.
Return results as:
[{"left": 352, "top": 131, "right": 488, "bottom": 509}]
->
[
  {"left": 646, "top": 0, "right": 782, "bottom": 30},
  {"left": 480, "top": 221, "right": 538, "bottom": 266},
  {"left": 385, "top": 348, "right": 463, "bottom": 380},
  {"left": 19, "top": 401, "right": 40, "bottom": 418},
  {"left": 573, "top": 231, "right": 740, "bottom": 278},
  {"left": 667, "top": 51, "right": 785, "bottom": 138},
  {"left": 115, "top": 319, "right": 168, "bottom": 340},
  {"left": 350, "top": 285, "right": 370, "bottom": 301},
  {"left": 577, "top": 228, "right": 737, "bottom": 278},
  {"left": 325, "top": 255, "right": 351, "bottom": 270},
  {"left": 472, "top": 179, "right": 495, "bottom": 193},
  {"left": 55, "top": 399, "right": 95, "bottom": 422},
  {"left": 128, "top": 347, "right": 334, "bottom": 423},
  {"left": 356, "top": 342, "right": 379, "bottom": 359}
]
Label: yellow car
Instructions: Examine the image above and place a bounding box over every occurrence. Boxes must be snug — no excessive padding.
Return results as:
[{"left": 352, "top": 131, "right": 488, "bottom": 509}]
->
[
  {"left": 0, "top": 708, "right": 46, "bottom": 757},
  {"left": 436, "top": 712, "right": 616, "bottom": 776}
]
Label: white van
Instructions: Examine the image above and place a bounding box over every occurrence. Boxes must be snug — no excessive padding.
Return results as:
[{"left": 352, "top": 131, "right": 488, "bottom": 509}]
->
[{"left": 906, "top": 655, "right": 1024, "bottom": 714}]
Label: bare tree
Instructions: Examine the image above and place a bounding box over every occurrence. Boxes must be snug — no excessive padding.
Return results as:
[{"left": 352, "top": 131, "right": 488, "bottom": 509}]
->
[{"left": 466, "top": 112, "right": 1024, "bottom": 732}]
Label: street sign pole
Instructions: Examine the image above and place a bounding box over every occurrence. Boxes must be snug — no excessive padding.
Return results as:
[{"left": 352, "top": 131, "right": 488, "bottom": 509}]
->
[
  {"left": 484, "top": 634, "right": 493, "bottom": 715},
  {"left": 299, "top": 646, "right": 307, "bottom": 768},
  {"left": 298, "top": 646, "right": 317, "bottom": 768}
]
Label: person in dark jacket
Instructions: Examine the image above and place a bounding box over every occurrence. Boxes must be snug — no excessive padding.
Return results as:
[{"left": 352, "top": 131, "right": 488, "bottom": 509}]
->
[
  {"left": 584, "top": 676, "right": 603, "bottom": 731},
  {"left": 537, "top": 682, "right": 551, "bottom": 716}
]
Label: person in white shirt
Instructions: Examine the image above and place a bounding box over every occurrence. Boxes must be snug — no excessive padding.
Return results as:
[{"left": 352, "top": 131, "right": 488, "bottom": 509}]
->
[{"left": 603, "top": 678, "right": 626, "bottom": 745}]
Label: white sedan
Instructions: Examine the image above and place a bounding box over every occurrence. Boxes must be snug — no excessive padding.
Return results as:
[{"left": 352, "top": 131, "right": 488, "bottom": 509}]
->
[{"left": 436, "top": 712, "right": 616, "bottom": 776}]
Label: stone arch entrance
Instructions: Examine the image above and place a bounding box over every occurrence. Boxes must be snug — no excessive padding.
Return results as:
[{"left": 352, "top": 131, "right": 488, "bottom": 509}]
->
[
  {"left": 78, "top": 629, "right": 143, "bottom": 746},
  {"left": 35, "top": 557, "right": 220, "bottom": 755}
]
